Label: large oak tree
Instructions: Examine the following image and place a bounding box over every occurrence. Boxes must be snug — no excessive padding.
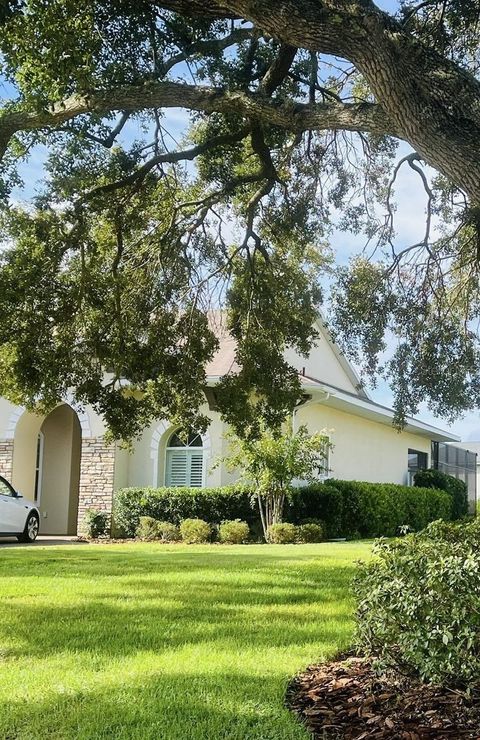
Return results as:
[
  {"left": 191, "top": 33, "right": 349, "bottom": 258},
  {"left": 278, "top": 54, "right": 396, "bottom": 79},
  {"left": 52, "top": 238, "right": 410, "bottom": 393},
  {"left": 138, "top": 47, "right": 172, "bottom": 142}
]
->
[{"left": 0, "top": 0, "right": 479, "bottom": 438}]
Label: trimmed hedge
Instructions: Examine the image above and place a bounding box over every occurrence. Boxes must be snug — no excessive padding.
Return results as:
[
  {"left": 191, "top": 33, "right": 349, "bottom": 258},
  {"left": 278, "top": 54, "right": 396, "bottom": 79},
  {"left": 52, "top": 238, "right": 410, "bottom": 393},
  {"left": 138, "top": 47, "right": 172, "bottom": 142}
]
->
[
  {"left": 414, "top": 468, "right": 468, "bottom": 519},
  {"left": 289, "top": 480, "right": 452, "bottom": 538},
  {"left": 114, "top": 485, "right": 255, "bottom": 537},
  {"left": 114, "top": 479, "right": 453, "bottom": 540}
]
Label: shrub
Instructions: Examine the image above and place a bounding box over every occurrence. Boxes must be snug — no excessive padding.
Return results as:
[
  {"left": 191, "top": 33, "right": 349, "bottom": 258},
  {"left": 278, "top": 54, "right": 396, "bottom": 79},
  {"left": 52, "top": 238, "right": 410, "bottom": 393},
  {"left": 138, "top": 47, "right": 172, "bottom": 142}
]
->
[
  {"left": 83, "top": 508, "right": 109, "bottom": 538},
  {"left": 114, "top": 479, "right": 453, "bottom": 543},
  {"left": 219, "top": 519, "right": 250, "bottom": 544},
  {"left": 137, "top": 517, "right": 180, "bottom": 542},
  {"left": 113, "top": 486, "right": 255, "bottom": 537},
  {"left": 156, "top": 521, "right": 181, "bottom": 542},
  {"left": 292, "top": 480, "right": 452, "bottom": 539},
  {"left": 296, "top": 521, "right": 323, "bottom": 543},
  {"left": 289, "top": 485, "right": 343, "bottom": 538},
  {"left": 267, "top": 522, "right": 297, "bottom": 544},
  {"left": 414, "top": 468, "right": 468, "bottom": 519},
  {"left": 137, "top": 515, "right": 160, "bottom": 541},
  {"left": 180, "top": 518, "right": 211, "bottom": 544},
  {"left": 354, "top": 518, "right": 480, "bottom": 688}
]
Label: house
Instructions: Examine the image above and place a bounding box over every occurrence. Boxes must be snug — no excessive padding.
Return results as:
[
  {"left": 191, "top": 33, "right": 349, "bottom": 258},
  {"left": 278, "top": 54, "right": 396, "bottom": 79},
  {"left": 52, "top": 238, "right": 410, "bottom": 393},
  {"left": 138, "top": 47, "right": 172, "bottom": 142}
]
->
[{"left": 0, "top": 316, "right": 466, "bottom": 535}]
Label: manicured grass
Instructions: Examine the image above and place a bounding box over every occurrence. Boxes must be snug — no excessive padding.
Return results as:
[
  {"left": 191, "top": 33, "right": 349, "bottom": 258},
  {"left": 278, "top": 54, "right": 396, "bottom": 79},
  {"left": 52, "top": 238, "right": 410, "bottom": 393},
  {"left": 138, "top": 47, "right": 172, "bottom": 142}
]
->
[{"left": 0, "top": 542, "right": 371, "bottom": 739}]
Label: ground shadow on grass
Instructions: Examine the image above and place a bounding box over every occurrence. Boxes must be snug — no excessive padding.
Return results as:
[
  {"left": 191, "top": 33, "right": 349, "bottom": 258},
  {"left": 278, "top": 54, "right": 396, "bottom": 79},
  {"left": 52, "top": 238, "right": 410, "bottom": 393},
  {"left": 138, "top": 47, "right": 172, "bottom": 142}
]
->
[
  {"left": 0, "top": 668, "right": 309, "bottom": 740},
  {"left": 0, "top": 572, "right": 355, "bottom": 660},
  {"left": 0, "top": 544, "right": 368, "bottom": 739}
]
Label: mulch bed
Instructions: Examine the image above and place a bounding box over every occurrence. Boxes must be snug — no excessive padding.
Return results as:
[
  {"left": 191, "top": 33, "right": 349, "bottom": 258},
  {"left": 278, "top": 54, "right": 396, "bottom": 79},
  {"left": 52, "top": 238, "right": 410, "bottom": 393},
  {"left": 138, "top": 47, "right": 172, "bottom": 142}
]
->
[{"left": 286, "top": 654, "right": 480, "bottom": 739}]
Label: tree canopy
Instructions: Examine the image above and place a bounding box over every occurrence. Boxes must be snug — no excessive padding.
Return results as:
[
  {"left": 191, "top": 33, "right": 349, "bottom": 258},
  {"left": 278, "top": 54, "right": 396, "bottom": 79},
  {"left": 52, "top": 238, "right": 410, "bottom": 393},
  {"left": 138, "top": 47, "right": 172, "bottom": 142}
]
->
[{"left": 0, "top": 0, "right": 479, "bottom": 438}]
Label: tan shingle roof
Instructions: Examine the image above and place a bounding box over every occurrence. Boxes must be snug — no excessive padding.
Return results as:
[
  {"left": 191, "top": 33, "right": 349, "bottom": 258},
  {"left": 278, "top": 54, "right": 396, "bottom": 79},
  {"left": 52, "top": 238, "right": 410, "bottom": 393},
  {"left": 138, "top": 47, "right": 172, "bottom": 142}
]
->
[{"left": 205, "top": 311, "right": 240, "bottom": 377}]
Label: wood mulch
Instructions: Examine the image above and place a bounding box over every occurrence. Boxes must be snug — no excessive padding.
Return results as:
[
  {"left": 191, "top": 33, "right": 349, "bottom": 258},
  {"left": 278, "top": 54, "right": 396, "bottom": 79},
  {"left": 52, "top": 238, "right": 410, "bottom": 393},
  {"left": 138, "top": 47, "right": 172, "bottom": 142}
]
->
[{"left": 286, "top": 654, "right": 480, "bottom": 739}]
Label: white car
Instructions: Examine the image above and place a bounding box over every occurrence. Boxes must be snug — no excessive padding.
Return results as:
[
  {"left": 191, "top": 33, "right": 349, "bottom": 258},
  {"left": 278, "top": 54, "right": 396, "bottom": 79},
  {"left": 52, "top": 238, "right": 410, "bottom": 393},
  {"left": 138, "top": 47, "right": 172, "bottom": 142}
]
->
[{"left": 0, "top": 475, "right": 40, "bottom": 542}]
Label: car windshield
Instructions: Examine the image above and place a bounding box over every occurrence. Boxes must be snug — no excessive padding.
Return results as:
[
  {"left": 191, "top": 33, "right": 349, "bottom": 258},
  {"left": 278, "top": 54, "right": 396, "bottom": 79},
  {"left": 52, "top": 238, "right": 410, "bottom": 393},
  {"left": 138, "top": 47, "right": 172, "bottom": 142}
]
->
[{"left": 0, "top": 477, "right": 14, "bottom": 497}]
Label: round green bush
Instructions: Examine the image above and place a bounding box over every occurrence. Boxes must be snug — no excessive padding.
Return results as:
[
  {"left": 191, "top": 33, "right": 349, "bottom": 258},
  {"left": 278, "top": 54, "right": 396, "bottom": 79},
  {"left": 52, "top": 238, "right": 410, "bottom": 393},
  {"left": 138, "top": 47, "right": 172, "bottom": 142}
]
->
[
  {"left": 354, "top": 518, "right": 480, "bottom": 688},
  {"left": 267, "top": 522, "right": 297, "bottom": 544},
  {"left": 156, "top": 521, "right": 180, "bottom": 542},
  {"left": 84, "top": 508, "right": 109, "bottom": 538},
  {"left": 219, "top": 519, "right": 250, "bottom": 544},
  {"left": 180, "top": 518, "right": 211, "bottom": 544},
  {"left": 137, "top": 516, "right": 159, "bottom": 541},
  {"left": 296, "top": 522, "right": 323, "bottom": 543}
]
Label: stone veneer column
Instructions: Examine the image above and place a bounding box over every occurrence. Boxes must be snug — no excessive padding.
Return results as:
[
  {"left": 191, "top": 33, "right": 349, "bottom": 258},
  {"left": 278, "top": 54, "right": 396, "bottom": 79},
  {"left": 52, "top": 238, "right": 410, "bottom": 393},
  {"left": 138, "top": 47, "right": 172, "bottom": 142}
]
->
[
  {"left": 0, "top": 440, "right": 14, "bottom": 480},
  {"left": 77, "top": 437, "right": 115, "bottom": 534}
]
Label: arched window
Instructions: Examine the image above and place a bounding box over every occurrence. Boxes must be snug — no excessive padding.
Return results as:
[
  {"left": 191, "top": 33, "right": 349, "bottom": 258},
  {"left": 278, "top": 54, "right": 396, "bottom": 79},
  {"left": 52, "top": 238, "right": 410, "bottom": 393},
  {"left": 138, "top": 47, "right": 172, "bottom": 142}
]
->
[{"left": 165, "top": 430, "right": 204, "bottom": 488}]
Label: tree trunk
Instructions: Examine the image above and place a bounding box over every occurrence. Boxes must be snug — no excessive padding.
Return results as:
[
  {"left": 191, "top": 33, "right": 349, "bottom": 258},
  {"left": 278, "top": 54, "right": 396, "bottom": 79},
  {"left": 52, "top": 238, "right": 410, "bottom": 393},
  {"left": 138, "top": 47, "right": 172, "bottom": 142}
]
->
[{"left": 257, "top": 491, "right": 268, "bottom": 542}]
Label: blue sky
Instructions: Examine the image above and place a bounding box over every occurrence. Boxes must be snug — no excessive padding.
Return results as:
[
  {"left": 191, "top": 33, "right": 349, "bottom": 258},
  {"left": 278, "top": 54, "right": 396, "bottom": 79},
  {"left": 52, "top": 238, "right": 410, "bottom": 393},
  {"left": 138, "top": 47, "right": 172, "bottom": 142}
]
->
[{"left": 4, "top": 0, "right": 480, "bottom": 442}]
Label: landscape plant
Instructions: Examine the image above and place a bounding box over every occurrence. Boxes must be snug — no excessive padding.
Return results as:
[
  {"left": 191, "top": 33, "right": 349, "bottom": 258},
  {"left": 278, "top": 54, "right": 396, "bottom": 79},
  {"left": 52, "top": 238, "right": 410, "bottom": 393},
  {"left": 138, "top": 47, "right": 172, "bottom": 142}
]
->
[
  {"left": 83, "top": 508, "right": 109, "bottom": 539},
  {"left": 180, "top": 518, "right": 211, "bottom": 544},
  {"left": 295, "top": 522, "right": 323, "bottom": 543},
  {"left": 218, "top": 519, "right": 250, "bottom": 544},
  {"left": 113, "top": 485, "right": 255, "bottom": 537},
  {"left": 114, "top": 479, "right": 452, "bottom": 541},
  {"left": 137, "top": 517, "right": 180, "bottom": 542},
  {"left": 267, "top": 523, "right": 297, "bottom": 544},
  {"left": 354, "top": 518, "right": 480, "bottom": 688},
  {"left": 221, "top": 423, "right": 330, "bottom": 540},
  {"left": 414, "top": 469, "right": 469, "bottom": 520}
]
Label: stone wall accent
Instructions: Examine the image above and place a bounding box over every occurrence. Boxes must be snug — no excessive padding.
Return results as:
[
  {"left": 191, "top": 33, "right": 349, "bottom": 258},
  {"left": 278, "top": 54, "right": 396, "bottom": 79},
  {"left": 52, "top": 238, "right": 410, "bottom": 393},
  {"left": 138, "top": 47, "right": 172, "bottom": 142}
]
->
[
  {"left": 77, "top": 437, "right": 115, "bottom": 534},
  {"left": 0, "top": 440, "right": 14, "bottom": 480}
]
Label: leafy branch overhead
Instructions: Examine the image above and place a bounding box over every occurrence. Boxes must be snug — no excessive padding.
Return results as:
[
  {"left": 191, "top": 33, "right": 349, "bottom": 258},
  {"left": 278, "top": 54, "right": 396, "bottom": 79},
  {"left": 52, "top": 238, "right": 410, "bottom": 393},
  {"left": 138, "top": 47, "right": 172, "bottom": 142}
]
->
[{"left": 0, "top": 0, "right": 480, "bottom": 437}]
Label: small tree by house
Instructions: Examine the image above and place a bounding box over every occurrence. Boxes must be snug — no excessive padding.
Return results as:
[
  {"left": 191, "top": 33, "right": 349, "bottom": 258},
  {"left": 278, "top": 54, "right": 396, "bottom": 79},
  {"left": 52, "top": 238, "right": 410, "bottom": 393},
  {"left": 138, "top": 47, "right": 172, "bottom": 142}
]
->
[{"left": 222, "top": 423, "right": 330, "bottom": 541}]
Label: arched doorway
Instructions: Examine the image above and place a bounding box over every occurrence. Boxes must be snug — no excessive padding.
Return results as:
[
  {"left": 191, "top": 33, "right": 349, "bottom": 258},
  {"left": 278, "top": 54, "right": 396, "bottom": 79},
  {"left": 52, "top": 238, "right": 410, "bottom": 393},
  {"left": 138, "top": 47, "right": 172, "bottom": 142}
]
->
[{"left": 13, "top": 404, "right": 82, "bottom": 535}]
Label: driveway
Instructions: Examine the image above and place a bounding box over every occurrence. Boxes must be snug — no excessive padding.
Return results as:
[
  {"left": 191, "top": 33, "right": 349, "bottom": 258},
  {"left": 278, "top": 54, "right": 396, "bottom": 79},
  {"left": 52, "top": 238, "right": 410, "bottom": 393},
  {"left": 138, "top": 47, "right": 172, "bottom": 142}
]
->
[{"left": 0, "top": 536, "right": 87, "bottom": 547}]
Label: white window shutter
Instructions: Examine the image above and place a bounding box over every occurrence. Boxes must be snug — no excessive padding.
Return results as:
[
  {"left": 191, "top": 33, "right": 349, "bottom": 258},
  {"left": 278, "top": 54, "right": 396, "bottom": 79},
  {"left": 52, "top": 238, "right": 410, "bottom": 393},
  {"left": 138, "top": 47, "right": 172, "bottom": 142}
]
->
[
  {"left": 166, "top": 449, "right": 204, "bottom": 487},
  {"left": 189, "top": 452, "right": 204, "bottom": 488},
  {"left": 165, "top": 429, "right": 205, "bottom": 488},
  {"left": 166, "top": 451, "right": 188, "bottom": 487}
]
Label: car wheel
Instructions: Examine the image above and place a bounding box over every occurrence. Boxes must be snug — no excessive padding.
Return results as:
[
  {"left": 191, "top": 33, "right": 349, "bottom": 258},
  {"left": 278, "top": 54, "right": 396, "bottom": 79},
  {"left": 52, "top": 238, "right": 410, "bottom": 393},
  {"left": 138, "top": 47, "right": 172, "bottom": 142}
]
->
[{"left": 17, "top": 512, "right": 39, "bottom": 543}]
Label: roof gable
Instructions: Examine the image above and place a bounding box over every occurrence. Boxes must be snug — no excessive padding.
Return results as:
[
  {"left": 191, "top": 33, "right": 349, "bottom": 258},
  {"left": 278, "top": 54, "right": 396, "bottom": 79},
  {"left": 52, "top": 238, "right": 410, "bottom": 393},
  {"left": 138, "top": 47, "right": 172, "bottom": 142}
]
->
[{"left": 205, "top": 312, "right": 369, "bottom": 398}]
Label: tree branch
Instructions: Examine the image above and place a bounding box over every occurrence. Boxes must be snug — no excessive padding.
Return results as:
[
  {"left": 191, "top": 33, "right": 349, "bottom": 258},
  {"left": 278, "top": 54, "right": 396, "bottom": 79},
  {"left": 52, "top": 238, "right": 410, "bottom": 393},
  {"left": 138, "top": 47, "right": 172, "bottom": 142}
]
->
[
  {"left": 153, "top": 0, "right": 480, "bottom": 203},
  {"left": 0, "top": 80, "right": 397, "bottom": 160},
  {"left": 260, "top": 43, "right": 297, "bottom": 97},
  {"left": 160, "top": 27, "right": 254, "bottom": 76},
  {"left": 82, "top": 126, "right": 249, "bottom": 200}
]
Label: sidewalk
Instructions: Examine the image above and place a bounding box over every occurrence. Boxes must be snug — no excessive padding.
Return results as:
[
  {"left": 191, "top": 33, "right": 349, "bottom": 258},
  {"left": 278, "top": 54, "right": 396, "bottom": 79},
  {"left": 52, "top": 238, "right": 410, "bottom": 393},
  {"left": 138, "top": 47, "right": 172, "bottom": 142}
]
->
[{"left": 0, "top": 536, "right": 87, "bottom": 547}]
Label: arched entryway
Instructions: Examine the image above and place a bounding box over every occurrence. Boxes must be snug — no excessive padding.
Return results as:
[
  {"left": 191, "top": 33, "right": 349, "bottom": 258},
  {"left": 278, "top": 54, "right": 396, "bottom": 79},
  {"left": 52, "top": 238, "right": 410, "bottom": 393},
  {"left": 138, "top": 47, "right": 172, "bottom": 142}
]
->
[{"left": 12, "top": 404, "right": 82, "bottom": 535}]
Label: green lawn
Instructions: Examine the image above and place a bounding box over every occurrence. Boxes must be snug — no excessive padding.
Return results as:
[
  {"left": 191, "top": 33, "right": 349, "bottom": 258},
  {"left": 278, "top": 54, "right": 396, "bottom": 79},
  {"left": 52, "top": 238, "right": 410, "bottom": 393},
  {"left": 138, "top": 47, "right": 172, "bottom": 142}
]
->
[{"left": 0, "top": 542, "right": 371, "bottom": 739}]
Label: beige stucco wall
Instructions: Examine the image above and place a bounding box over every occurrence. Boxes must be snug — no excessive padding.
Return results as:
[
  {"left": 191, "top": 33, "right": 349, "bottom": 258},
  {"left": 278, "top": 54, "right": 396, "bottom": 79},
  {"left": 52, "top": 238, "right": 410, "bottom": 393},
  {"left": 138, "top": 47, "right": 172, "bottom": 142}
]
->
[
  {"left": 284, "top": 327, "right": 359, "bottom": 394},
  {"left": 296, "top": 402, "right": 431, "bottom": 485},
  {"left": 112, "top": 400, "right": 433, "bottom": 491},
  {"left": 0, "top": 397, "right": 17, "bottom": 438},
  {"left": 113, "top": 405, "right": 230, "bottom": 490},
  {"left": 11, "top": 409, "right": 44, "bottom": 499},
  {"left": 39, "top": 405, "right": 81, "bottom": 535}
]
